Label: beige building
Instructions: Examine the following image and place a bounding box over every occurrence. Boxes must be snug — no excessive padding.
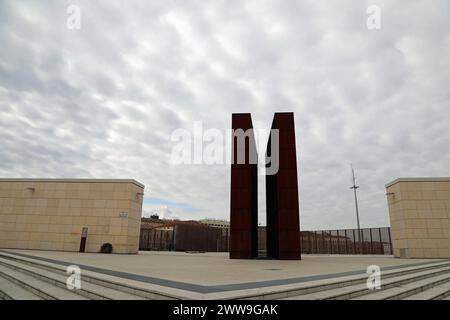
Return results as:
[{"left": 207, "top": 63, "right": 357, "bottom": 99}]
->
[
  {"left": 0, "top": 178, "right": 144, "bottom": 254},
  {"left": 386, "top": 178, "right": 450, "bottom": 259},
  {"left": 199, "top": 219, "right": 230, "bottom": 229}
]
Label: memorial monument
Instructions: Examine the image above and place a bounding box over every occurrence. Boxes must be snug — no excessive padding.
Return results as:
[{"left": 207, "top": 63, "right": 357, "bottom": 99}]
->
[
  {"left": 229, "top": 114, "right": 258, "bottom": 259},
  {"left": 266, "top": 113, "right": 301, "bottom": 260},
  {"left": 230, "top": 112, "right": 301, "bottom": 260}
]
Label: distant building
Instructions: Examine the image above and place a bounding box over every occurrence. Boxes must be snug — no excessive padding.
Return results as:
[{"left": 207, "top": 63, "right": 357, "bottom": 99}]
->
[
  {"left": 141, "top": 217, "right": 201, "bottom": 230},
  {"left": 199, "top": 219, "right": 230, "bottom": 229}
]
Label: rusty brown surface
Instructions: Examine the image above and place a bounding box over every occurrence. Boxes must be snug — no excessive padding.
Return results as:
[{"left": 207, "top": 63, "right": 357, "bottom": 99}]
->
[
  {"left": 229, "top": 113, "right": 258, "bottom": 259},
  {"left": 266, "top": 112, "right": 301, "bottom": 260},
  {"left": 173, "top": 224, "right": 224, "bottom": 252}
]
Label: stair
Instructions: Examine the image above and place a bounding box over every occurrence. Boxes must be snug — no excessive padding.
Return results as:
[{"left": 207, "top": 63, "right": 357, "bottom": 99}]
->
[
  {"left": 392, "top": 280, "right": 450, "bottom": 300},
  {"left": 0, "top": 264, "right": 87, "bottom": 300},
  {"left": 0, "top": 251, "right": 178, "bottom": 300},
  {"left": 354, "top": 273, "right": 450, "bottom": 300},
  {"left": 276, "top": 261, "right": 450, "bottom": 300},
  {"left": 1, "top": 250, "right": 449, "bottom": 300},
  {"left": 0, "top": 276, "right": 42, "bottom": 300}
]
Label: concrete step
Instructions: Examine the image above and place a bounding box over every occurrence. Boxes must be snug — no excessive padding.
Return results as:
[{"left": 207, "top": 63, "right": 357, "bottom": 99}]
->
[
  {"left": 403, "top": 281, "right": 450, "bottom": 300},
  {"left": 0, "top": 257, "right": 146, "bottom": 300},
  {"left": 266, "top": 261, "right": 450, "bottom": 300},
  {"left": 0, "top": 276, "right": 42, "bottom": 300},
  {"left": 353, "top": 273, "right": 450, "bottom": 300},
  {"left": 1, "top": 250, "right": 449, "bottom": 301},
  {"left": 275, "top": 261, "right": 450, "bottom": 300},
  {"left": 0, "top": 251, "right": 177, "bottom": 300},
  {"left": 0, "top": 264, "right": 86, "bottom": 300},
  {"left": 284, "top": 265, "right": 450, "bottom": 300}
]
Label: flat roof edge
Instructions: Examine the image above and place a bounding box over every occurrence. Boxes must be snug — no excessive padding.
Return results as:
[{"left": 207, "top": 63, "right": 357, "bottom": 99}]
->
[
  {"left": 386, "top": 177, "right": 450, "bottom": 188},
  {"left": 0, "top": 178, "right": 145, "bottom": 188}
]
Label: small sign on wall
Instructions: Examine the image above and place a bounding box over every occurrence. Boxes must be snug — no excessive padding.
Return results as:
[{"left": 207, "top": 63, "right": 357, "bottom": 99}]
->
[
  {"left": 119, "top": 212, "right": 128, "bottom": 218},
  {"left": 80, "top": 227, "right": 88, "bottom": 253}
]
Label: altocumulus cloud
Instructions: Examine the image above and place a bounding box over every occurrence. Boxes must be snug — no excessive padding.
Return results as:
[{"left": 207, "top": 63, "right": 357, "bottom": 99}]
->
[{"left": 0, "top": 0, "right": 449, "bottom": 229}]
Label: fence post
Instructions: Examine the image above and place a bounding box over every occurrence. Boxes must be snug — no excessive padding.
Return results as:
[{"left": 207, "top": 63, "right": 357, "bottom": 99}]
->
[
  {"left": 361, "top": 229, "right": 364, "bottom": 255},
  {"left": 336, "top": 230, "right": 340, "bottom": 254},
  {"left": 172, "top": 226, "right": 176, "bottom": 251},
  {"left": 387, "top": 227, "right": 393, "bottom": 255},
  {"left": 308, "top": 232, "right": 311, "bottom": 254},
  {"left": 360, "top": 229, "right": 364, "bottom": 254},
  {"left": 344, "top": 229, "right": 348, "bottom": 254},
  {"left": 378, "top": 227, "right": 383, "bottom": 254},
  {"left": 369, "top": 228, "right": 373, "bottom": 254},
  {"left": 329, "top": 231, "right": 332, "bottom": 254},
  {"left": 321, "top": 232, "right": 325, "bottom": 254},
  {"left": 152, "top": 230, "right": 156, "bottom": 250},
  {"left": 312, "top": 232, "right": 316, "bottom": 253}
]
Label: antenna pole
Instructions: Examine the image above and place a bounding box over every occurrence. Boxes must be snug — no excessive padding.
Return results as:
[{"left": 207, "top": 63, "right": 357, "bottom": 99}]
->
[{"left": 350, "top": 165, "right": 362, "bottom": 246}]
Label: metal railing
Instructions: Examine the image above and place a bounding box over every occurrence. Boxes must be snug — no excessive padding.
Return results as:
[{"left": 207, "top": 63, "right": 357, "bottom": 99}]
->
[
  {"left": 298, "top": 227, "right": 392, "bottom": 255},
  {"left": 139, "top": 225, "right": 392, "bottom": 255}
]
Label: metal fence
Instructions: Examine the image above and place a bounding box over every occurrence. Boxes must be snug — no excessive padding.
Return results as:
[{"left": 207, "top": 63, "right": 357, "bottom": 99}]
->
[
  {"left": 139, "top": 228, "right": 174, "bottom": 251},
  {"left": 139, "top": 224, "right": 229, "bottom": 252},
  {"left": 173, "top": 224, "right": 229, "bottom": 252},
  {"left": 298, "top": 227, "right": 392, "bottom": 255},
  {"left": 139, "top": 225, "right": 392, "bottom": 255}
]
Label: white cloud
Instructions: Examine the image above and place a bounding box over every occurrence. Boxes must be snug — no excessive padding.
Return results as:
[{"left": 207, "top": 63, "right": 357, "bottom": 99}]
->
[{"left": 0, "top": 0, "right": 449, "bottom": 230}]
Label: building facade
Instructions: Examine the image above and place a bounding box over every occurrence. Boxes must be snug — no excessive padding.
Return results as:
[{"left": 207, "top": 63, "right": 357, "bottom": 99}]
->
[
  {"left": 0, "top": 179, "right": 144, "bottom": 254},
  {"left": 386, "top": 178, "right": 450, "bottom": 258},
  {"left": 199, "top": 219, "right": 230, "bottom": 229}
]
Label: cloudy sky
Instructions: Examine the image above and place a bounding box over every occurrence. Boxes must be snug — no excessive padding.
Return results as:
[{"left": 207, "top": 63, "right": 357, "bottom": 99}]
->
[{"left": 1, "top": 0, "right": 449, "bottom": 230}]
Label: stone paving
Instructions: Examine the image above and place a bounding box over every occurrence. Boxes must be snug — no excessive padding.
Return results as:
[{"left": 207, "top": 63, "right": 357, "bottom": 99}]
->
[{"left": 1, "top": 249, "right": 449, "bottom": 299}]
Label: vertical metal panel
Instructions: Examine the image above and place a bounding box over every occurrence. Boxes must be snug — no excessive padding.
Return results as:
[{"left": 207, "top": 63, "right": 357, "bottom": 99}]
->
[
  {"left": 353, "top": 229, "right": 358, "bottom": 254},
  {"left": 315, "top": 231, "right": 319, "bottom": 254},
  {"left": 387, "top": 228, "right": 393, "bottom": 255},
  {"left": 371, "top": 227, "right": 381, "bottom": 254},
  {"left": 369, "top": 228, "right": 373, "bottom": 254},
  {"left": 344, "top": 230, "right": 348, "bottom": 254},
  {"left": 380, "top": 227, "right": 393, "bottom": 255},
  {"left": 321, "top": 231, "right": 326, "bottom": 254},
  {"left": 336, "top": 230, "right": 340, "bottom": 254},
  {"left": 329, "top": 231, "right": 333, "bottom": 254},
  {"left": 266, "top": 113, "right": 301, "bottom": 260},
  {"left": 378, "top": 228, "right": 383, "bottom": 254},
  {"left": 230, "top": 113, "right": 258, "bottom": 259}
]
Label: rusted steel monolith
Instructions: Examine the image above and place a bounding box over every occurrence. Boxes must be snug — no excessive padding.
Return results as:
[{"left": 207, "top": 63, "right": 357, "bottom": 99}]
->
[
  {"left": 266, "top": 112, "right": 301, "bottom": 260},
  {"left": 229, "top": 113, "right": 258, "bottom": 259}
]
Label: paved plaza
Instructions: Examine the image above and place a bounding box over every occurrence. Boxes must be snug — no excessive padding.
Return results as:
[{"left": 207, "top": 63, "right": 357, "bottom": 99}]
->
[{"left": 1, "top": 249, "right": 447, "bottom": 299}]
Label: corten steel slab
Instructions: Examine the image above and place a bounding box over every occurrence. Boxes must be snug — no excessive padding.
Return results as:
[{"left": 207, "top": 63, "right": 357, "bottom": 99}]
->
[
  {"left": 266, "top": 112, "right": 301, "bottom": 260},
  {"left": 229, "top": 113, "right": 258, "bottom": 259}
]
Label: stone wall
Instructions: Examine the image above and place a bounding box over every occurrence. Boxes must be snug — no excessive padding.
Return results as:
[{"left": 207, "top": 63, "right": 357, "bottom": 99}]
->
[
  {"left": 0, "top": 179, "right": 144, "bottom": 254},
  {"left": 386, "top": 178, "right": 450, "bottom": 258}
]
